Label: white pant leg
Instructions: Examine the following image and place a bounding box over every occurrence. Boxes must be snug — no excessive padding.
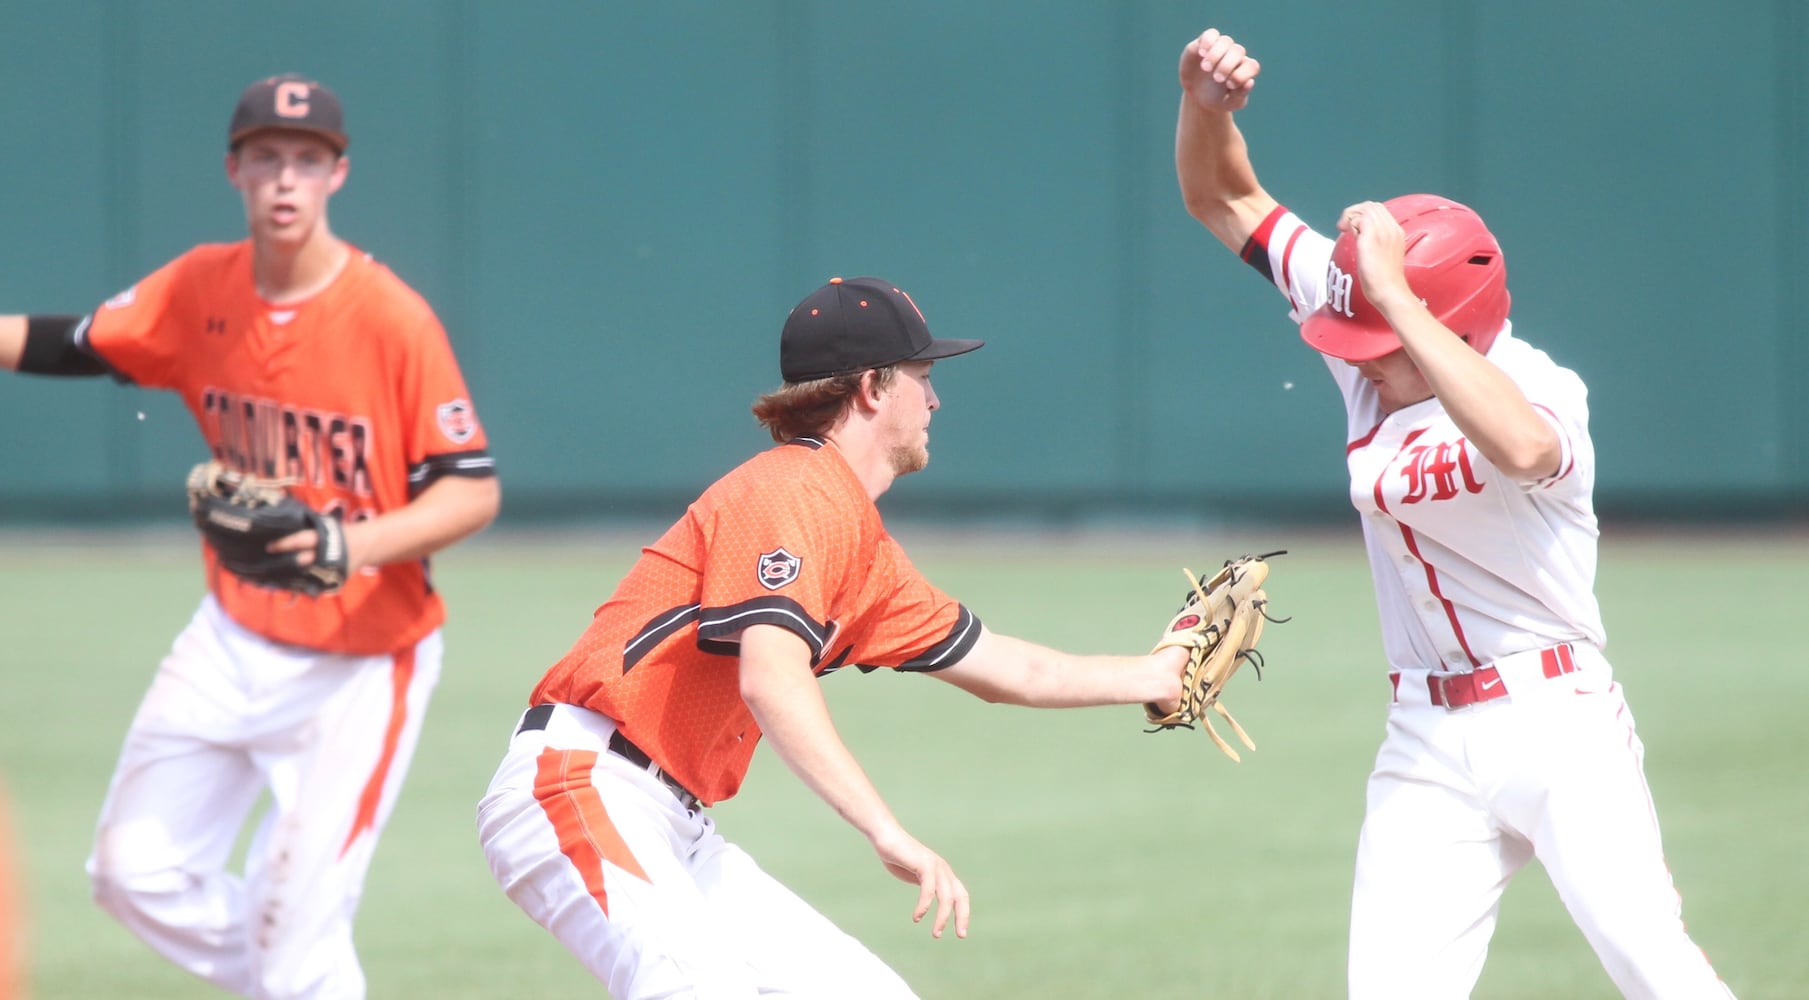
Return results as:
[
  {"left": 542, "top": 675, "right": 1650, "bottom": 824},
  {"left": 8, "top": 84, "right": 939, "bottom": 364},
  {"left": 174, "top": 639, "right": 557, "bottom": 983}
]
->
[
  {"left": 478, "top": 705, "right": 917, "bottom": 999},
  {"left": 88, "top": 597, "right": 441, "bottom": 1000},
  {"left": 1348, "top": 706, "right": 1533, "bottom": 1000},
  {"left": 243, "top": 627, "right": 442, "bottom": 999},
  {"left": 88, "top": 598, "right": 270, "bottom": 993},
  {"left": 695, "top": 839, "right": 916, "bottom": 999},
  {"left": 1490, "top": 677, "right": 1735, "bottom": 1000}
]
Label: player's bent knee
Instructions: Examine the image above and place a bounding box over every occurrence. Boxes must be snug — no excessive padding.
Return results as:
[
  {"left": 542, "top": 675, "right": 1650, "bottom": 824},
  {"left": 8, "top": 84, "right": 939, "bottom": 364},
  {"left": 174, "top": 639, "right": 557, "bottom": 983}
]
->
[
  {"left": 85, "top": 833, "right": 194, "bottom": 922},
  {"left": 88, "top": 864, "right": 192, "bottom": 921}
]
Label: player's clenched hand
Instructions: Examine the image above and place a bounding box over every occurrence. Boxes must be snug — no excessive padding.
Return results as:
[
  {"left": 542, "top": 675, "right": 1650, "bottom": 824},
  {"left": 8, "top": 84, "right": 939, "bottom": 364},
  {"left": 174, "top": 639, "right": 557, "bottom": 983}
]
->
[
  {"left": 1146, "top": 645, "right": 1191, "bottom": 719},
  {"left": 871, "top": 829, "right": 970, "bottom": 940},
  {"left": 1180, "top": 28, "right": 1260, "bottom": 112},
  {"left": 1339, "top": 201, "right": 1417, "bottom": 313},
  {"left": 268, "top": 527, "right": 344, "bottom": 568}
]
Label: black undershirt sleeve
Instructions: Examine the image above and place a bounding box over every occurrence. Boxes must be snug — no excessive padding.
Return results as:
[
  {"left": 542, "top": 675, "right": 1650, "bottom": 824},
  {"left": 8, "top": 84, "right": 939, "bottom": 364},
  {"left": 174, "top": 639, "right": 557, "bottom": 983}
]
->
[{"left": 18, "top": 315, "right": 108, "bottom": 377}]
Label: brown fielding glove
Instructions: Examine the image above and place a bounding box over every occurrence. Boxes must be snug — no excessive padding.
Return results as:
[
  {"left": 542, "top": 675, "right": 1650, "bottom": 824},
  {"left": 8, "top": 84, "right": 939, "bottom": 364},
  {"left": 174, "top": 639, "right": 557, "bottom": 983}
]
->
[
  {"left": 1145, "top": 551, "right": 1285, "bottom": 761},
  {"left": 186, "top": 460, "right": 348, "bottom": 597}
]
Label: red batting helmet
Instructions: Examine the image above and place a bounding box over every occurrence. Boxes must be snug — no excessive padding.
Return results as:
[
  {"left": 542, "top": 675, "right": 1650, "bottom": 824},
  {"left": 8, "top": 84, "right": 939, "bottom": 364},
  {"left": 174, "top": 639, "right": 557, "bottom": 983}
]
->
[{"left": 1300, "top": 194, "right": 1510, "bottom": 362}]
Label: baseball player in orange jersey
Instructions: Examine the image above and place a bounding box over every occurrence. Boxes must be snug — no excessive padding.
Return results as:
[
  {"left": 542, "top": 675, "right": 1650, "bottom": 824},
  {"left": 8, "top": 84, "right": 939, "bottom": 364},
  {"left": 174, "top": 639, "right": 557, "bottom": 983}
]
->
[
  {"left": 477, "top": 275, "right": 1194, "bottom": 998},
  {"left": 1174, "top": 28, "right": 1735, "bottom": 999},
  {"left": 0, "top": 75, "right": 500, "bottom": 998}
]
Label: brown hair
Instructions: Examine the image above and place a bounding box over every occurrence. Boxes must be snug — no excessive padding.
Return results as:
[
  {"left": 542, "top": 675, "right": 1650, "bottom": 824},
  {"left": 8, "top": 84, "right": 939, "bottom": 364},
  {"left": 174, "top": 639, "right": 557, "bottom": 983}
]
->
[{"left": 751, "top": 366, "right": 898, "bottom": 443}]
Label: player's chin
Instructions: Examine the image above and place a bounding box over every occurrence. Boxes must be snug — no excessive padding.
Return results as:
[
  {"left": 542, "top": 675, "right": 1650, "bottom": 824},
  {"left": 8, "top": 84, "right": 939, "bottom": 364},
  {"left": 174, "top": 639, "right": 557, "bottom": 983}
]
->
[{"left": 890, "top": 444, "right": 930, "bottom": 477}]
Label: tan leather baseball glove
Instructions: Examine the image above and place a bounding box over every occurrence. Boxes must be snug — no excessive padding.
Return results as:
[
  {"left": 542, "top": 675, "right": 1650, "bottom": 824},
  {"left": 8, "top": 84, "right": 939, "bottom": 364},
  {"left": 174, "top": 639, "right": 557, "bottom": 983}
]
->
[{"left": 1145, "top": 552, "right": 1285, "bottom": 761}]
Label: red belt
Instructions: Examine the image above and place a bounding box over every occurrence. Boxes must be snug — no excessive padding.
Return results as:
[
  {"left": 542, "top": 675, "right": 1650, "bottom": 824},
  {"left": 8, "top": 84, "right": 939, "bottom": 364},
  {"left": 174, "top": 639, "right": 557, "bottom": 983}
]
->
[{"left": 1425, "top": 642, "right": 1581, "bottom": 709}]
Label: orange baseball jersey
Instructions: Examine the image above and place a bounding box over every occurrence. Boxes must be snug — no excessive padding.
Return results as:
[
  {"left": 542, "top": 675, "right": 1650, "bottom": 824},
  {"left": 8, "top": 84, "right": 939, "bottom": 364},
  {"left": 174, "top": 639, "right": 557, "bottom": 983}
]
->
[
  {"left": 80, "top": 241, "right": 495, "bottom": 655},
  {"left": 531, "top": 437, "right": 981, "bottom": 806}
]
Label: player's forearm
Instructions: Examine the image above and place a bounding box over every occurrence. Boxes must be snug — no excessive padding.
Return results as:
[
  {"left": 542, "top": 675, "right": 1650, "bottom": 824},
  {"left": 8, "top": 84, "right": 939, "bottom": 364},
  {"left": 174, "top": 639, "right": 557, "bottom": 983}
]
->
[
  {"left": 343, "top": 473, "right": 499, "bottom": 570},
  {"left": 740, "top": 639, "right": 906, "bottom": 845},
  {"left": 944, "top": 630, "right": 1183, "bottom": 709},
  {"left": 1383, "top": 299, "right": 1561, "bottom": 479},
  {"left": 1175, "top": 100, "right": 1273, "bottom": 251},
  {"left": 0, "top": 316, "right": 25, "bottom": 371}
]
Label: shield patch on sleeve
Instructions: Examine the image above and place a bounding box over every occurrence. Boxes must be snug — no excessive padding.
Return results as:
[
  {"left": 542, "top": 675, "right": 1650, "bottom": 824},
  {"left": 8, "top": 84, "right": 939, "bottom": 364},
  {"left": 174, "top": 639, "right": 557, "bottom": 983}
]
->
[
  {"left": 757, "top": 548, "right": 802, "bottom": 590},
  {"left": 436, "top": 398, "right": 478, "bottom": 444}
]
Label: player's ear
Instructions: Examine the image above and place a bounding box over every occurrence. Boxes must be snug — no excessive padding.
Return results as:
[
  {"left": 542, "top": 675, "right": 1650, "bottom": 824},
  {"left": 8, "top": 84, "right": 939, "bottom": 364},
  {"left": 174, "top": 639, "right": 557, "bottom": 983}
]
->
[
  {"left": 327, "top": 154, "right": 349, "bottom": 195},
  {"left": 855, "top": 369, "right": 885, "bottom": 411}
]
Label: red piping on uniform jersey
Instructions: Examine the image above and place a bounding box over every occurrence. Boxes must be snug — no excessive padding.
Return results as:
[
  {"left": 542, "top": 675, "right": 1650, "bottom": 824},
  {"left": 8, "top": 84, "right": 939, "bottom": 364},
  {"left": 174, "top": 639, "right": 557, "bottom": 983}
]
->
[
  {"left": 1528, "top": 403, "right": 1575, "bottom": 486},
  {"left": 1279, "top": 225, "right": 1307, "bottom": 316},
  {"left": 1368, "top": 428, "right": 1482, "bottom": 669},
  {"left": 1348, "top": 419, "right": 1385, "bottom": 454},
  {"left": 340, "top": 645, "right": 416, "bottom": 858},
  {"left": 1397, "top": 525, "right": 1482, "bottom": 668},
  {"left": 1243, "top": 204, "right": 1286, "bottom": 263}
]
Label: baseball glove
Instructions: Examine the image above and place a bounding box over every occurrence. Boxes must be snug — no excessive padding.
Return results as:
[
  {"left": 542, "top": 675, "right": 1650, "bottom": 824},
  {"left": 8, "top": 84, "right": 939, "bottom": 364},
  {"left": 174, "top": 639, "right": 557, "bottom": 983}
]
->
[
  {"left": 186, "top": 460, "right": 348, "bottom": 597},
  {"left": 1145, "top": 551, "right": 1285, "bottom": 761}
]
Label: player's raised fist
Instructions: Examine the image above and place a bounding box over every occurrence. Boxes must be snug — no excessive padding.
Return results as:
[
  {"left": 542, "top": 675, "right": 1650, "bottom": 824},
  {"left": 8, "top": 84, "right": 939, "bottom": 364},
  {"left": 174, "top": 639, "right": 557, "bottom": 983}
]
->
[{"left": 1180, "top": 28, "right": 1259, "bottom": 113}]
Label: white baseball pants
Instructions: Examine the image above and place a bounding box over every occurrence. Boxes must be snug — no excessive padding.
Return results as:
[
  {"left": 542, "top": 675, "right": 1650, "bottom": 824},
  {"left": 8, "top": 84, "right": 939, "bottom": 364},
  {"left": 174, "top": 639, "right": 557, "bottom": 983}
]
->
[
  {"left": 477, "top": 702, "right": 917, "bottom": 999},
  {"left": 86, "top": 596, "right": 442, "bottom": 1000},
  {"left": 1348, "top": 646, "right": 1734, "bottom": 999}
]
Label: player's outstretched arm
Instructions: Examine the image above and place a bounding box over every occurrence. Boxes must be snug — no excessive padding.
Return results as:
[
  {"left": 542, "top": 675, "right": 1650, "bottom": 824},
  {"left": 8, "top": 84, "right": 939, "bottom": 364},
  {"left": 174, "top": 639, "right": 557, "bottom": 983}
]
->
[
  {"left": 1, "top": 314, "right": 110, "bottom": 377},
  {"left": 930, "top": 627, "right": 1186, "bottom": 711},
  {"left": 739, "top": 624, "right": 971, "bottom": 939},
  {"left": 1176, "top": 28, "right": 1280, "bottom": 253}
]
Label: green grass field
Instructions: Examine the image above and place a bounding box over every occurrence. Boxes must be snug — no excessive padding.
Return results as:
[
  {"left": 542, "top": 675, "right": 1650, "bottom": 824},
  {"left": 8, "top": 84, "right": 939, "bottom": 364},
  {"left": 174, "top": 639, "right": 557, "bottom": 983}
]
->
[{"left": 1, "top": 526, "right": 1803, "bottom": 998}]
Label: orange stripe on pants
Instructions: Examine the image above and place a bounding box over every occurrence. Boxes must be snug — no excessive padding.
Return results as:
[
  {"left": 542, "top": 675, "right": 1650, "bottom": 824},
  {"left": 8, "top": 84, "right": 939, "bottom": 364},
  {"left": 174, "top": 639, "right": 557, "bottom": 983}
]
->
[
  {"left": 533, "top": 749, "right": 650, "bottom": 917},
  {"left": 340, "top": 646, "right": 417, "bottom": 857}
]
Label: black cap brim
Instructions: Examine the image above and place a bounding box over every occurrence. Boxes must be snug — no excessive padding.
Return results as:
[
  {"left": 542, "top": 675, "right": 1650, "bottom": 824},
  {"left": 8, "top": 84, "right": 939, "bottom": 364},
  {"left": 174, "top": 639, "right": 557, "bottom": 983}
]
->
[
  {"left": 229, "top": 124, "right": 348, "bottom": 154},
  {"left": 906, "top": 338, "right": 985, "bottom": 363}
]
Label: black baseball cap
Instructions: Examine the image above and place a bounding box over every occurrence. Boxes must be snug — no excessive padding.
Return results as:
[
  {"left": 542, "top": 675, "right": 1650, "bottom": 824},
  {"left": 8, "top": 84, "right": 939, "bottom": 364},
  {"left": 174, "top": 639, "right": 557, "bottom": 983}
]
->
[
  {"left": 228, "top": 74, "right": 348, "bottom": 153},
  {"left": 780, "top": 276, "right": 984, "bottom": 383}
]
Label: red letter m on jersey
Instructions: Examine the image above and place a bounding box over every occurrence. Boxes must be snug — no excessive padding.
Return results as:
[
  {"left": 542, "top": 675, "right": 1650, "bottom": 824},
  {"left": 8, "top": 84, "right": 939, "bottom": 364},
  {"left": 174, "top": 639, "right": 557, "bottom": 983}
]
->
[{"left": 1399, "top": 439, "right": 1484, "bottom": 503}]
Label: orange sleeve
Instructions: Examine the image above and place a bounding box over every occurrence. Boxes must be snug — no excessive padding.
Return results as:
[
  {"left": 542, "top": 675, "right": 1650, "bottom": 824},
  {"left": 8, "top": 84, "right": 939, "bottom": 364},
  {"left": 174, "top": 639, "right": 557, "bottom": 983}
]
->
[
  {"left": 80, "top": 253, "right": 196, "bottom": 389},
  {"left": 693, "top": 487, "right": 847, "bottom": 664},
  {"left": 846, "top": 537, "right": 979, "bottom": 672},
  {"left": 396, "top": 310, "right": 491, "bottom": 493}
]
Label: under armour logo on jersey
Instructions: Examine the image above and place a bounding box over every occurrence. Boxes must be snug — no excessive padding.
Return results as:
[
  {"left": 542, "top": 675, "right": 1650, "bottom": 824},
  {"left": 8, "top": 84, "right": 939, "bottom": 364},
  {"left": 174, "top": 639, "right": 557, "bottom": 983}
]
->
[
  {"left": 103, "top": 285, "right": 138, "bottom": 310},
  {"left": 757, "top": 548, "right": 802, "bottom": 591},
  {"left": 1325, "top": 259, "right": 1356, "bottom": 318}
]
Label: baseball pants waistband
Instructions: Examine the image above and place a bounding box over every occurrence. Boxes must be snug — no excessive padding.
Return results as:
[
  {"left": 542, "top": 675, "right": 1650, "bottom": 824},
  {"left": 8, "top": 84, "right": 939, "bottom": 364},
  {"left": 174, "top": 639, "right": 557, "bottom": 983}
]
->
[
  {"left": 1389, "top": 641, "right": 1604, "bottom": 710},
  {"left": 515, "top": 703, "right": 699, "bottom": 809}
]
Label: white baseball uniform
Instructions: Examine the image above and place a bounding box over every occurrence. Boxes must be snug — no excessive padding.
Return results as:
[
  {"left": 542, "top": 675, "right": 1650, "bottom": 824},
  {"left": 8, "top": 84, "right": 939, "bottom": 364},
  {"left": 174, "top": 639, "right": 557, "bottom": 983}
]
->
[{"left": 1238, "top": 206, "right": 1735, "bottom": 999}]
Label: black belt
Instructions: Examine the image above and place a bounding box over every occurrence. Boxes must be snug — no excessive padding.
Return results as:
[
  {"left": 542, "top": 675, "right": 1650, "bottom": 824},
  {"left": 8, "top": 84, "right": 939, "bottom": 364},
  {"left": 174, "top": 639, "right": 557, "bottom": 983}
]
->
[{"left": 517, "top": 704, "right": 699, "bottom": 809}]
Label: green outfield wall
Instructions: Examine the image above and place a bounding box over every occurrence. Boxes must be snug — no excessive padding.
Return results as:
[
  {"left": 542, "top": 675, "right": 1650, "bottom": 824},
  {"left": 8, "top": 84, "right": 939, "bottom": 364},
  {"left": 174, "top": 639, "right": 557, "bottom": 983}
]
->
[{"left": 1, "top": 1, "right": 1803, "bottom": 523}]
